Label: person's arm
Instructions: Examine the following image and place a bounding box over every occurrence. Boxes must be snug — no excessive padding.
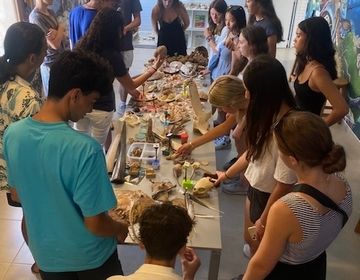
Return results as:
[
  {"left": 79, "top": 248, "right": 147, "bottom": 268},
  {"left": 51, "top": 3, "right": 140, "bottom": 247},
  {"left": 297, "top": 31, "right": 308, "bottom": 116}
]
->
[
  {"left": 310, "top": 68, "right": 349, "bottom": 126},
  {"left": 46, "top": 23, "right": 65, "bottom": 50},
  {"left": 9, "top": 187, "right": 20, "bottom": 203},
  {"left": 177, "top": 114, "right": 237, "bottom": 155},
  {"left": 84, "top": 213, "right": 128, "bottom": 242},
  {"left": 267, "top": 35, "right": 277, "bottom": 58},
  {"left": 215, "top": 150, "right": 249, "bottom": 185},
  {"left": 123, "top": 12, "right": 141, "bottom": 35},
  {"left": 204, "top": 28, "right": 217, "bottom": 53},
  {"left": 178, "top": 3, "right": 190, "bottom": 30},
  {"left": 117, "top": 56, "right": 164, "bottom": 91},
  {"left": 230, "top": 51, "right": 248, "bottom": 76},
  {"left": 151, "top": 6, "right": 160, "bottom": 35},
  {"left": 180, "top": 247, "right": 201, "bottom": 280},
  {"left": 243, "top": 201, "right": 293, "bottom": 280},
  {"left": 254, "top": 181, "right": 293, "bottom": 239}
]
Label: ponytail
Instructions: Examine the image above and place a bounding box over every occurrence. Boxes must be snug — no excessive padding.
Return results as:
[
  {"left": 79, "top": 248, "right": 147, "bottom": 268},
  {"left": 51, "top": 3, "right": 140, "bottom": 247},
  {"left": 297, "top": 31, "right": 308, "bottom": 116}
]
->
[{"left": 0, "top": 56, "right": 16, "bottom": 84}]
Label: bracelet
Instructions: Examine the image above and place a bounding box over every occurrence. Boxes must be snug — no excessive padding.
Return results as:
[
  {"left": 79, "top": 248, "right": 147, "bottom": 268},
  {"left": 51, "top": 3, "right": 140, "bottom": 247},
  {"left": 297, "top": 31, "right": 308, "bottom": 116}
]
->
[
  {"left": 189, "top": 142, "right": 194, "bottom": 149},
  {"left": 151, "top": 66, "right": 158, "bottom": 72},
  {"left": 206, "top": 35, "right": 213, "bottom": 42}
]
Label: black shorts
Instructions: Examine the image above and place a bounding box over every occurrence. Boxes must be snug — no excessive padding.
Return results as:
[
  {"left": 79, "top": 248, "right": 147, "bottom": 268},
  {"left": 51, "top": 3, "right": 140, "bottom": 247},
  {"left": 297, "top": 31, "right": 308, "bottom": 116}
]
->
[
  {"left": 247, "top": 185, "right": 271, "bottom": 223},
  {"left": 39, "top": 250, "right": 123, "bottom": 280},
  {"left": 265, "top": 251, "right": 327, "bottom": 280}
]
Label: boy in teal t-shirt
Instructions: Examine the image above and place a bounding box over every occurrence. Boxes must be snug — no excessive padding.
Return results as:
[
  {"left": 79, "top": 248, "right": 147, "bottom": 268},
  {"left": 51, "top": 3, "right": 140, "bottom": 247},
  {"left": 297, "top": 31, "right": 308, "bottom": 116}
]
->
[{"left": 4, "top": 51, "right": 128, "bottom": 280}]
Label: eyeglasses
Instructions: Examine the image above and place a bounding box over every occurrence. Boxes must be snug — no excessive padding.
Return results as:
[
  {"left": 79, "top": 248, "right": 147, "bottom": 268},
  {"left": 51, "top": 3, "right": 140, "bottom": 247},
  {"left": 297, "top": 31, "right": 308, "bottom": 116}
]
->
[{"left": 272, "top": 110, "right": 297, "bottom": 159}]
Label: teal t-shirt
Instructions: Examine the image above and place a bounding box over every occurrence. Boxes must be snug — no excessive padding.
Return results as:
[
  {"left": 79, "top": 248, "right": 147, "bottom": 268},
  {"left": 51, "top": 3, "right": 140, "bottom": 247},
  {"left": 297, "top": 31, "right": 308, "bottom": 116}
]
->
[{"left": 4, "top": 117, "right": 117, "bottom": 272}]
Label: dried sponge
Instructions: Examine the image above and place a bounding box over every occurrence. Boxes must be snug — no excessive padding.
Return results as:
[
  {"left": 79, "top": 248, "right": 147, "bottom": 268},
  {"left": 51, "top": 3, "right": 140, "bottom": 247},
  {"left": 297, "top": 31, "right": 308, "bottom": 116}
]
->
[{"left": 154, "top": 45, "right": 167, "bottom": 59}]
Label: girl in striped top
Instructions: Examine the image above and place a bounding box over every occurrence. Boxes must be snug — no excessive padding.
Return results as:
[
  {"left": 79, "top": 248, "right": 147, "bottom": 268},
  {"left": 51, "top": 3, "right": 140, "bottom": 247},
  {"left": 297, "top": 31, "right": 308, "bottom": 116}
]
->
[{"left": 243, "top": 111, "right": 352, "bottom": 280}]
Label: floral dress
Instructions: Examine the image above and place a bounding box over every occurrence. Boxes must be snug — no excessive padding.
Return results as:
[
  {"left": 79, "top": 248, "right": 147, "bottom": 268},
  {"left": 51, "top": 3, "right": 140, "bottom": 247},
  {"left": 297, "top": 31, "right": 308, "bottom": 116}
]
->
[{"left": 0, "top": 75, "right": 42, "bottom": 190}]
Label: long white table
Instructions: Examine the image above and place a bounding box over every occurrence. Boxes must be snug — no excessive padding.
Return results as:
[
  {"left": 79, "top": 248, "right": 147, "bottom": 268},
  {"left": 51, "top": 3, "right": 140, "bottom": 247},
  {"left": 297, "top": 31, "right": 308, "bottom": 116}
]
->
[{"left": 114, "top": 115, "right": 222, "bottom": 280}]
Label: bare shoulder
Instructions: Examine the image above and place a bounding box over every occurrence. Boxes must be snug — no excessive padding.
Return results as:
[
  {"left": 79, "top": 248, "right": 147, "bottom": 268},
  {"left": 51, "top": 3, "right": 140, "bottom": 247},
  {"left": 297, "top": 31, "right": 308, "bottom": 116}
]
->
[
  {"left": 269, "top": 198, "right": 295, "bottom": 221},
  {"left": 152, "top": 4, "right": 160, "bottom": 15},
  {"left": 177, "top": 2, "right": 188, "bottom": 15}
]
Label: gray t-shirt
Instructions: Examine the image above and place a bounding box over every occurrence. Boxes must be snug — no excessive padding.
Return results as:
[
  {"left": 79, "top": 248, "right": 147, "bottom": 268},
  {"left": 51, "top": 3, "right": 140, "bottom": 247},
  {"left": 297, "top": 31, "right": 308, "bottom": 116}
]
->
[
  {"left": 118, "top": 0, "right": 142, "bottom": 51},
  {"left": 29, "top": 8, "right": 65, "bottom": 66},
  {"left": 254, "top": 18, "right": 277, "bottom": 38}
]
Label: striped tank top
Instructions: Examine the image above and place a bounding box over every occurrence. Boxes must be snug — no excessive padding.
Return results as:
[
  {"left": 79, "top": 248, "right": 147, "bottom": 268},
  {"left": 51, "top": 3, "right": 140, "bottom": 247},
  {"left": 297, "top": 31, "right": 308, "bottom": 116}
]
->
[{"left": 279, "top": 175, "right": 352, "bottom": 265}]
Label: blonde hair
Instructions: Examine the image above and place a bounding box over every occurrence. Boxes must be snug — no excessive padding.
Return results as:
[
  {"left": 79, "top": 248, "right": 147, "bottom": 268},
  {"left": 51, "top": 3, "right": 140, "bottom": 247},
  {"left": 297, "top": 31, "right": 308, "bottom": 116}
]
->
[{"left": 208, "top": 75, "right": 247, "bottom": 113}]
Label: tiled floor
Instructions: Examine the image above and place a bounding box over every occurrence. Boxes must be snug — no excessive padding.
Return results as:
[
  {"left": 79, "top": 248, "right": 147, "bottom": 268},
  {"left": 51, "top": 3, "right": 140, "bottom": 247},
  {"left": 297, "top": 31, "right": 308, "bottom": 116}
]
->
[{"left": 0, "top": 48, "right": 359, "bottom": 279}]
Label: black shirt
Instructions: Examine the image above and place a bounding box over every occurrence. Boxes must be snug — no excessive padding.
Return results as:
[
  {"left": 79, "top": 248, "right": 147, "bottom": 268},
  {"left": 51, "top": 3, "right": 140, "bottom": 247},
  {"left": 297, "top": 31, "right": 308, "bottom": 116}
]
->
[{"left": 94, "top": 50, "right": 127, "bottom": 112}]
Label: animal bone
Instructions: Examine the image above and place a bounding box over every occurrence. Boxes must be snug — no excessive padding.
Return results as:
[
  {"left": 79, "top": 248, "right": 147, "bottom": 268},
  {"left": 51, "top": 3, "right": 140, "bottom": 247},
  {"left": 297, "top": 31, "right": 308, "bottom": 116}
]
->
[
  {"left": 193, "top": 177, "right": 215, "bottom": 198},
  {"left": 188, "top": 81, "right": 211, "bottom": 135}
]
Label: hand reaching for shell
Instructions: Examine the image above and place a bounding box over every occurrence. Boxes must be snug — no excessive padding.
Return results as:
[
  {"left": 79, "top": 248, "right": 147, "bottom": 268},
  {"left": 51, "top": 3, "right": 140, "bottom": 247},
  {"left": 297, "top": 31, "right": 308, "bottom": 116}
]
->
[
  {"left": 176, "top": 142, "right": 193, "bottom": 156},
  {"left": 152, "top": 55, "right": 165, "bottom": 70},
  {"left": 214, "top": 171, "right": 227, "bottom": 187}
]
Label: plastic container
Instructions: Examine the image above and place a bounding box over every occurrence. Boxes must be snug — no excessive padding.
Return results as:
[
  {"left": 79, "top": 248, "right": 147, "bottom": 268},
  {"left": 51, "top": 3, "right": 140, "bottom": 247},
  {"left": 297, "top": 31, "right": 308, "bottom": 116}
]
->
[{"left": 127, "top": 142, "right": 161, "bottom": 164}]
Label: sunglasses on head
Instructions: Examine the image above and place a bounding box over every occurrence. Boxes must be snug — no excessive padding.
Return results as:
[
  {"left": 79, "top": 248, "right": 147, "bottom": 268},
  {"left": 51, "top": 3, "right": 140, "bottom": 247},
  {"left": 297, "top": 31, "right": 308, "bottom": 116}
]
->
[
  {"left": 227, "top": 5, "right": 245, "bottom": 12},
  {"left": 272, "top": 110, "right": 297, "bottom": 159}
]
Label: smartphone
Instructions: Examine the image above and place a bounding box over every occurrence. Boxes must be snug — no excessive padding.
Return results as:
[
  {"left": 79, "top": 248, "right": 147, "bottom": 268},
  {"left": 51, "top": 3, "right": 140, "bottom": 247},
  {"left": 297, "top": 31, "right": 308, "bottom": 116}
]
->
[{"left": 248, "top": 226, "right": 257, "bottom": 240}]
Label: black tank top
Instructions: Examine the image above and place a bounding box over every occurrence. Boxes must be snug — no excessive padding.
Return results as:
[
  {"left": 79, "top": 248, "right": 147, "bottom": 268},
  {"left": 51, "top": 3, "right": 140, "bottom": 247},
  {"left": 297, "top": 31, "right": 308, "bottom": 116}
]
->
[
  {"left": 294, "top": 78, "right": 326, "bottom": 116},
  {"left": 158, "top": 17, "right": 187, "bottom": 57}
]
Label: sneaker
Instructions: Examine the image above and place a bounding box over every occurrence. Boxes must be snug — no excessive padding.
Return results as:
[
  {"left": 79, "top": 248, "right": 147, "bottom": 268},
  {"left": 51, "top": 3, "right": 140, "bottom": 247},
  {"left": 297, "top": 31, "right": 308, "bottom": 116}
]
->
[
  {"left": 221, "top": 176, "right": 248, "bottom": 195},
  {"left": 243, "top": 243, "right": 251, "bottom": 259},
  {"left": 223, "top": 156, "right": 239, "bottom": 170},
  {"left": 215, "top": 136, "right": 231, "bottom": 150}
]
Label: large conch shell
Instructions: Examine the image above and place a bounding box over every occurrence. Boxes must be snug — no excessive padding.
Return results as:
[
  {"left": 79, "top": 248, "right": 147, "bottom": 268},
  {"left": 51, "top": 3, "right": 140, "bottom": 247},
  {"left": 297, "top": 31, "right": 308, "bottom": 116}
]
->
[
  {"left": 193, "top": 177, "right": 215, "bottom": 198},
  {"left": 188, "top": 81, "right": 211, "bottom": 135}
]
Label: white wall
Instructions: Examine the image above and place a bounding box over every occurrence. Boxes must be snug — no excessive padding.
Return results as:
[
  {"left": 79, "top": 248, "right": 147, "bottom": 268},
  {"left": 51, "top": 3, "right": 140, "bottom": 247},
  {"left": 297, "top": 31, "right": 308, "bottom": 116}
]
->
[{"left": 0, "top": 0, "right": 18, "bottom": 55}]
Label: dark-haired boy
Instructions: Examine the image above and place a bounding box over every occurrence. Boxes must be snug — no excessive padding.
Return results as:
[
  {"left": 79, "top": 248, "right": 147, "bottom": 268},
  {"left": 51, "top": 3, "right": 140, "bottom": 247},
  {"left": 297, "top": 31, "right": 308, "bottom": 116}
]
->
[
  {"left": 108, "top": 203, "right": 200, "bottom": 280},
  {"left": 4, "top": 50, "right": 128, "bottom": 280}
]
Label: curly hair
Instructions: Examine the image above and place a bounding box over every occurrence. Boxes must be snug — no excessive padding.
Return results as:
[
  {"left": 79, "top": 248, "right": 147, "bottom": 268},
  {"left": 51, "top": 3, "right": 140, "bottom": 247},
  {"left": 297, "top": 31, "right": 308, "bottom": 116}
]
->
[
  {"left": 294, "top": 17, "right": 337, "bottom": 80},
  {"left": 49, "top": 50, "right": 113, "bottom": 99},
  {"left": 139, "top": 203, "right": 194, "bottom": 260},
  {"left": 76, "top": 7, "right": 124, "bottom": 53}
]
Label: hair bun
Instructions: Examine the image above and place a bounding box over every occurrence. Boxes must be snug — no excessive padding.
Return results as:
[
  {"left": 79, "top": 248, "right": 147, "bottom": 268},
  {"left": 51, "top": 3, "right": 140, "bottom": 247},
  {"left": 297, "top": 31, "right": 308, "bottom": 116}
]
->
[{"left": 322, "top": 144, "right": 346, "bottom": 174}]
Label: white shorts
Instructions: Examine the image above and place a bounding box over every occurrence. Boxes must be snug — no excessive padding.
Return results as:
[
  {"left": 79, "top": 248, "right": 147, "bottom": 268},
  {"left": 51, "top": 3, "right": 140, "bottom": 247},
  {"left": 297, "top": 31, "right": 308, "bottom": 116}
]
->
[
  {"left": 118, "top": 50, "right": 134, "bottom": 104},
  {"left": 73, "top": 110, "right": 113, "bottom": 146}
]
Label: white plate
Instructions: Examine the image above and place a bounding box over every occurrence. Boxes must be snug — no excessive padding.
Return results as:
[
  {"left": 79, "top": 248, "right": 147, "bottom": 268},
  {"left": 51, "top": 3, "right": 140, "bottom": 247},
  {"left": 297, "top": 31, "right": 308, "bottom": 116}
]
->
[
  {"left": 163, "top": 66, "right": 179, "bottom": 74},
  {"left": 169, "top": 61, "right": 183, "bottom": 69}
]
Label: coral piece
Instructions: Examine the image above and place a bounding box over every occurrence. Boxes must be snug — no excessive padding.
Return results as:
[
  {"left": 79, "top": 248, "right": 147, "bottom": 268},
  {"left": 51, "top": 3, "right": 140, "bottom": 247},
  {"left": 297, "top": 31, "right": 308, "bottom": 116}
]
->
[
  {"left": 188, "top": 81, "right": 211, "bottom": 135},
  {"left": 109, "top": 190, "right": 154, "bottom": 225}
]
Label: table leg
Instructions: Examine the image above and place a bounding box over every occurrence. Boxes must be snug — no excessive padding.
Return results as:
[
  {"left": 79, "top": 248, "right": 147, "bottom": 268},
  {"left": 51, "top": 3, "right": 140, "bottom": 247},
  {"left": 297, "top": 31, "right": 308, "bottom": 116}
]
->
[{"left": 208, "top": 250, "right": 221, "bottom": 280}]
